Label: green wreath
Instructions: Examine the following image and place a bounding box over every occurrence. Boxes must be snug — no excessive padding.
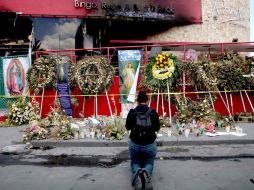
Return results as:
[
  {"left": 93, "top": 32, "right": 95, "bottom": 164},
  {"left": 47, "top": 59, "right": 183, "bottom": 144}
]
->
[
  {"left": 27, "top": 57, "right": 55, "bottom": 94},
  {"left": 76, "top": 56, "right": 114, "bottom": 95},
  {"left": 178, "top": 54, "right": 218, "bottom": 92},
  {"left": 27, "top": 56, "right": 76, "bottom": 94},
  {"left": 215, "top": 51, "right": 250, "bottom": 90}
]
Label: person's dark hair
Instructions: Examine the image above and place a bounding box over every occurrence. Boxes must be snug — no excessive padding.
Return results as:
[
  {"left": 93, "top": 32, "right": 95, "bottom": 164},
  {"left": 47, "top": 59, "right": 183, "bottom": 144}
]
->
[{"left": 137, "top": 91, "right": 148, "bottom": 103}]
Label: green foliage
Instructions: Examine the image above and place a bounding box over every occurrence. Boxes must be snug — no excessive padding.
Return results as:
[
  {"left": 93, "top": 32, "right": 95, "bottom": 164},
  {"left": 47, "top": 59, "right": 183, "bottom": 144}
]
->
[
  {"left": 215, "top": 51, "right": 250, "bottom": 90},
  {"left": 174, "top": 95, "right": 220, "bottom": 124},
  {"left": 102, "top": 124, "right": 127, "bottom": 140},
  {"left": 178, "top": 54, "right": 217, "bottom": 91}
]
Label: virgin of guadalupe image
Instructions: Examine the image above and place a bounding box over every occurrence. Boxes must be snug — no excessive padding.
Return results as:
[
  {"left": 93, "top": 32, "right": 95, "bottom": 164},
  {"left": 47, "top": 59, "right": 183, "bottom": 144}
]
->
[{"left": 6, "top": 59, "right": 25, "bottom": 95}]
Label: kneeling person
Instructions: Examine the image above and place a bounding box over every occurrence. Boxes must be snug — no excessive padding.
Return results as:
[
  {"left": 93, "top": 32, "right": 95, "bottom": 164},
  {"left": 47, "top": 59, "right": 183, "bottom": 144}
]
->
[{"left": 125, "top": 91, "right": 160, "bottom": 190}]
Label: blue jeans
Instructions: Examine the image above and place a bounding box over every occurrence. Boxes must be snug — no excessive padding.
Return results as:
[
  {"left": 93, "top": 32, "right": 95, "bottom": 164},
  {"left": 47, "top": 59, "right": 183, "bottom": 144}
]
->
[{"left": 129, "top": 140, "right": 157, "bottom": 181}]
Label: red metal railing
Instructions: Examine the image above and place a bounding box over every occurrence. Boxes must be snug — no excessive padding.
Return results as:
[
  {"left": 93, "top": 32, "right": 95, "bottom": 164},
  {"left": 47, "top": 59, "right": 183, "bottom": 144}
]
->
[{"left": 34, "top": 42, "right": 254, "bottom": 118}]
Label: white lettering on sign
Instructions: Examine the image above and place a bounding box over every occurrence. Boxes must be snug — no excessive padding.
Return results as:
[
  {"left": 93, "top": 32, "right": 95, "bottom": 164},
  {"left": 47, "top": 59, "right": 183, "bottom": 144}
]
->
[
  {"left": 74, "top": 0, "right": 175, "bottom": 15},
  {"left": 74, "top": 0, "right": 98, "bottom": 9}
]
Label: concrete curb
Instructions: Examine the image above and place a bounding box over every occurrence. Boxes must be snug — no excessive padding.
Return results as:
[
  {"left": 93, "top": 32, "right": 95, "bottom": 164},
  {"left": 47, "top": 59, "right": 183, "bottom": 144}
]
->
[{"left": 30, "top": 138, "right": 254, "bottom": 148}]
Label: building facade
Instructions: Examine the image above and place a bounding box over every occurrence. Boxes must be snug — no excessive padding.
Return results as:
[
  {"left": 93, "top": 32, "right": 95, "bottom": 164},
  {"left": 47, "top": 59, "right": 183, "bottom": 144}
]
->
[
  {"left": 0, "top": 0, "right": 251, "bottom": 52},
  {"left": 147, "top": 0, "right": 250, "bottom": 42}
]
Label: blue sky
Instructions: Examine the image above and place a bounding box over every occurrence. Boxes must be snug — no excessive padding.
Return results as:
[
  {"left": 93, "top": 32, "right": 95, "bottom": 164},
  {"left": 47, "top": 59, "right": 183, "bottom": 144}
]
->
[{"left": 251, "top": 0, "right": 254, "bottom": 41}]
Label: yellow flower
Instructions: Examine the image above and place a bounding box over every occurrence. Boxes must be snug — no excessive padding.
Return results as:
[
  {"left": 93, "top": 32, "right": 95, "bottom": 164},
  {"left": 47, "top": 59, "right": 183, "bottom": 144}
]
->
[
  {"left": 152, "top": 53, "right": 176, "bottom": 80},
  {"left": 152, "top": 64, "right": 174, "bottom": 80},
  {"left": 168, "top": 59, "right": 173, "bottom": 65}
]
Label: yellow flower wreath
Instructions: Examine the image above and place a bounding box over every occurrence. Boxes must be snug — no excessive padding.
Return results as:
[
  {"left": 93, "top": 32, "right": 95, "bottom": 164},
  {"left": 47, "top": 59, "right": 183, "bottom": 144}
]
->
[{"left": 152, "top": 52, "right": 175, "bottom": 80}]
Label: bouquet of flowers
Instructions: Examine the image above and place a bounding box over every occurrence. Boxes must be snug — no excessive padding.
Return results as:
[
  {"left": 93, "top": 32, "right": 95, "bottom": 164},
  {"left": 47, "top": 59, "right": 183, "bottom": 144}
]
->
[
  {"left": 4, "top": 96, "right": 40, "bottom": 126},
  {"left": 41, "top": 101, "right": 74, "bottom": 140},
  {"left": 23, "top": 120, "right": 48, "bottom": 143}
]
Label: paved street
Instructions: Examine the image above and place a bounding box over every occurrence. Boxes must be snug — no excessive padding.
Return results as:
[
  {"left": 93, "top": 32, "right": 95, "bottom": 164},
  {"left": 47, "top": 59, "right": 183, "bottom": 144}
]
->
[
  {"left": 1, "top": 124, "right": 254, "bottom": 190},
  {"left": 0, "top": 153, "right": 253, "bottom": 190}
]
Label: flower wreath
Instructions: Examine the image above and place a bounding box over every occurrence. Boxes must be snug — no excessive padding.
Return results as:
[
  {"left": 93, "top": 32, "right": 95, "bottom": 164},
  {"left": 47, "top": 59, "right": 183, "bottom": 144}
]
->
[
  {"left": 215, "top": 51, "right": 250, "bottom": 91},
  {"left": 76, "top": 56, "right": 114, "bottom": 95},
  {"left": 152, "top": 52, "right": 175, "bottom": 80},
  {"left": 27, "top": 56, "right": 76, "bottom": 94},
  {"left": 178, "top": 54, "right": 218, "bottom": 92},
  {"left": 27, "top": 57, "right": 55, "bottom": 95},
  {"left": 140, "top": 52, "right": 179, "bottom": 91}
]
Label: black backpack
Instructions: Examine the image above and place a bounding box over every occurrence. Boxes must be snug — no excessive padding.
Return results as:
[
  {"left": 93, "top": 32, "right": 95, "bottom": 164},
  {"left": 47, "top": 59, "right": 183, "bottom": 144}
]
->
[{"left": 134, "top": 109, "right": 153, "bottom": 138}]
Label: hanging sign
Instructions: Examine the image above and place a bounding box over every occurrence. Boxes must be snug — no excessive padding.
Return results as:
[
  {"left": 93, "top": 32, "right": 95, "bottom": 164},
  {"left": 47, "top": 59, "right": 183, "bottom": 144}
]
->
[{"left": 56, "top": 59, "right": 73, "bottom": 116}]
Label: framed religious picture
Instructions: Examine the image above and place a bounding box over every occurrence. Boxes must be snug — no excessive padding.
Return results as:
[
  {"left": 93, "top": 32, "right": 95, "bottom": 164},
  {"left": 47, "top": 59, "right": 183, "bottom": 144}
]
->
[{"left": 184, "top": 49, "right": 198, "bottom": 63}]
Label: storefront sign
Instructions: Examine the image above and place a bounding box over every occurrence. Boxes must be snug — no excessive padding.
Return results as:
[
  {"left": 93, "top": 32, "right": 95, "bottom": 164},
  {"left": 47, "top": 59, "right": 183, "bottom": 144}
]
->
[
  {"left": 74, "top": 0, "right": 98, "bottom": 9},
  {"left": 0, "top": 0, "right": 202, "bottom": 23},
  {"left": 74, "top": 0, "right": 174, "bottom": 14},
  {"left": 74, "top": 0, "right": 175, "bottom": 21}
]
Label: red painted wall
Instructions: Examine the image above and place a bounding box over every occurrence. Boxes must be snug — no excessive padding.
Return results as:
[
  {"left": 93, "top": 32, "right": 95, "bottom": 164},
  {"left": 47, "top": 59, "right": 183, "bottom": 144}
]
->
[
  {"left": 31, "top": 76, "right": 121, "bottom": 118},
  {"left": 30, "top": 76, "right": 254, "bottom": 118}
]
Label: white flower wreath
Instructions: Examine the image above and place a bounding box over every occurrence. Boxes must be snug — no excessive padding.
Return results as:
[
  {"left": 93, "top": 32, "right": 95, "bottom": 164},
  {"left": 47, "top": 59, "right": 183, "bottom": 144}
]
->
[{"left": 76, "top": 56, "right": 114, "bottom": 95}]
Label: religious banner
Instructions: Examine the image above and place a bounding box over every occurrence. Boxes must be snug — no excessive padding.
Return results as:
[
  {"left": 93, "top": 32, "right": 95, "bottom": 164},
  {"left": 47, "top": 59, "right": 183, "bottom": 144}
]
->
[
  {"left": 118, "top": 50, "right": 141, "bottom": 103},
  {"left": 3, "top": 56, "right": 30, "bottom": 96},
  {"left": 56, "top": 60, "right": 72, "bottom": 116},
  {"left": 127, "top": 63, "right": 140, "bottom": 103}
]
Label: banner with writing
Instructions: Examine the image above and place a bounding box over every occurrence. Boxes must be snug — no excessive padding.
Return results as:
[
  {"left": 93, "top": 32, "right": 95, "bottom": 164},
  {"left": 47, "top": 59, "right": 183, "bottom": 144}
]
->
[{"left": 56, "top": 61, "right": 72, "bottom": 116}]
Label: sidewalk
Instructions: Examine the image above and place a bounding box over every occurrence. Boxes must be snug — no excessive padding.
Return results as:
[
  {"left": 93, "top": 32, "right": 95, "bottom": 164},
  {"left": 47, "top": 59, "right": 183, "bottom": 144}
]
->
[
  {"left": 29, "top": 123, "right": 254, "bottom": 148},
  {"left": 0, "top": 125, "right": 27, "bottom": 151},
  {"left": 1, "top": 123, "right": 254, "bottom": 159},
  {"left": 0, "top": 123, "right": 253, "bottom": 150}
]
